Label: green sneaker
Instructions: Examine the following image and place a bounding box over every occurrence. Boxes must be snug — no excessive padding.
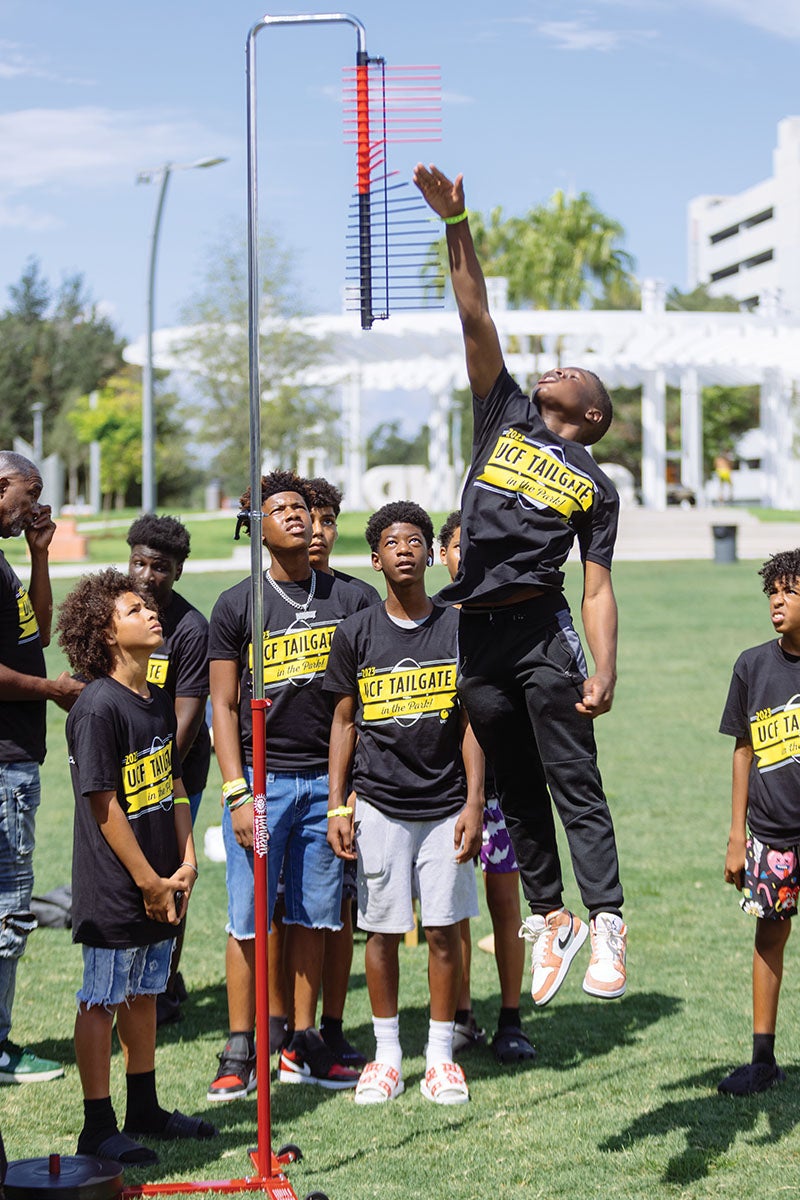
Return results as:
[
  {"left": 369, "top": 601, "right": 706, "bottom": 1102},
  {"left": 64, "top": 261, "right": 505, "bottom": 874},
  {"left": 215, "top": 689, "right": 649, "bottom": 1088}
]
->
[{"left": 0, "top": 1039, "right": 64, "bottom": 1083}]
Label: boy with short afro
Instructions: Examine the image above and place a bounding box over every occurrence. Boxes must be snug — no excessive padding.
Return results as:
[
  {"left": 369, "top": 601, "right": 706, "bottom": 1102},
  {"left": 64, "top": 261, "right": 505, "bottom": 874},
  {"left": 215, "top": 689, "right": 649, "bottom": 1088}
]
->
[
  {"left": 719, "top": 548, "right": 800, "bottom": 1095},
  {"left": 58, "top": 569, "right": 214, "bottom": 1163}
]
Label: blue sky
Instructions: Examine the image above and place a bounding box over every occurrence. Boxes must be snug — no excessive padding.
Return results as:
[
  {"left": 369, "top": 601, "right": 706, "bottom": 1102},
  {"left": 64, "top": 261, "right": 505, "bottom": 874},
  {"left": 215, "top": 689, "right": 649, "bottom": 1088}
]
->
[{"left": 1, "top": 0, "right": 799, "bottom": 344}]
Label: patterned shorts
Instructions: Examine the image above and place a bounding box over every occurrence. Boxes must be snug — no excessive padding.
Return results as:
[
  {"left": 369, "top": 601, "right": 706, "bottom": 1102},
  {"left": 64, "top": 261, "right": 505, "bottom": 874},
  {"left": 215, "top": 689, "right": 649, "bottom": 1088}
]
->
[
  {"left": 479, "top": 798, "right": 519, "bottom": 875},
  {"left": 741, "top": 835, "right": 800, "bottom": 920}
]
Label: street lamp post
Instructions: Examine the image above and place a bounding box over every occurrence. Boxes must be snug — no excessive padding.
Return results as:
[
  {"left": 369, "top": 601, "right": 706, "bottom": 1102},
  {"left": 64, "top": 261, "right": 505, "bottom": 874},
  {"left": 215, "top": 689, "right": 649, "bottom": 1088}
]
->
[{"left": 137, "top": 156, "right": 227, "bottom": 513}]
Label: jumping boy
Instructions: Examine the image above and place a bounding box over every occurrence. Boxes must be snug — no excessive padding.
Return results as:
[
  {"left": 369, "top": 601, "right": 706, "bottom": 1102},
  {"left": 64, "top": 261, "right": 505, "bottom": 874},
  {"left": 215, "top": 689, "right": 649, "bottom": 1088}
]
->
[
  {"left": 413, "top": 163, "right": 626, "bottom": 1004},
  {"left": 719, "top": 548, "right": 800, "bottom": 1094},
  {"left": 57, "top": 569, "right": 215, "bottom": 1164},
  {"left": 439, "top": 511, "right": 535, "bottom": 1064},
  {"left": 325, "top": 501, "right": 483, "bottom": 1105}
]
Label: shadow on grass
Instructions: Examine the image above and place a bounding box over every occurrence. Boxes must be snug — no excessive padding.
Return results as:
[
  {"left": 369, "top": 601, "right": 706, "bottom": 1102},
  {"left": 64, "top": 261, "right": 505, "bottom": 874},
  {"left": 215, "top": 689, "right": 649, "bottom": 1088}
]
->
[
  {"left": 600, "top": 1065, "right": 799, "bottom": 1184},
  {"left": 464, "top": 989, "right": 682, "bottom": 1080}
]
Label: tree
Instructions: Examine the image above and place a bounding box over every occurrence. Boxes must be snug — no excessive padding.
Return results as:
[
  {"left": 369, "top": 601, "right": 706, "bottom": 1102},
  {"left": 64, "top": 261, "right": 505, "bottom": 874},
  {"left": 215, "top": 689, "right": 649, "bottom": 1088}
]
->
[
  {"left": 0, "top": 259, "right": 123, "bottom": 450},
  {"left": 176, "top": 229, "right": 335, "bottom": 494},
  {"left": 366, "top": 421, "right": 428, "bottom": 469},
  {"left": 69, "top": 367, "right": 199, "bottom": 509},
  {"left": 425, "top": 191, "right": 636, "bottom": 310}
]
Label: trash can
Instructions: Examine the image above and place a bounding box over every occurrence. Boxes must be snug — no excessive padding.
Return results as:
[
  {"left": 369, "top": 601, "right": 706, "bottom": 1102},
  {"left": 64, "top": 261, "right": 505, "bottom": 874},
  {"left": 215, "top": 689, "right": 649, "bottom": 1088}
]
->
[{"left": 712, "top": 524, "right": 738, "bottom": 563}]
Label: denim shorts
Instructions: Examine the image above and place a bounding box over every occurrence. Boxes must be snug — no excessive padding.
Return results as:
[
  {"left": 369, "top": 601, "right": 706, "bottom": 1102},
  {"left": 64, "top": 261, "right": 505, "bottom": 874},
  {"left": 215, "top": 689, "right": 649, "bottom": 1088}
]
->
[
  {"left": 223, "top": 768, "right": 343, "bottom": 938},
  {"left": 77, "top": 939, "right": 174, "bottom": 1009}
]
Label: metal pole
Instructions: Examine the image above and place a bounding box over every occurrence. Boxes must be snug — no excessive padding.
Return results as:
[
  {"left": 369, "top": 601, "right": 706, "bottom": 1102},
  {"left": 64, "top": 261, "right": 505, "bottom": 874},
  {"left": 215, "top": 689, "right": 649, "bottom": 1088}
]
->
[
  {"left": 142, "top": 165, "right": 171, "bottom": 514},
  {"left": 245, "top": 13, "right": 367, "bottom": 1182}
]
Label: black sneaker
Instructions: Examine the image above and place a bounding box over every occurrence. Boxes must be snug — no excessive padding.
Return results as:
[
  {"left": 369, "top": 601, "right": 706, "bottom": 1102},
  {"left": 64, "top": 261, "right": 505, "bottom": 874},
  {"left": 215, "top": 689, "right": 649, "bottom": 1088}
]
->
[
  {"left": 278, "top": 1028, "right": 360, "bottom": 1089},
  {"left": 320, "top": 1023, "right": 368, "bottom": 1069},
  {"left": 206, "top": 1035, "right": 257, "bottom": 1103},
  {"left": 452, "top": 1012, "right": 486, "bottom": 1055},
  {"left": 718, "top": 1061, "right": 786, "bottom": 1095}
]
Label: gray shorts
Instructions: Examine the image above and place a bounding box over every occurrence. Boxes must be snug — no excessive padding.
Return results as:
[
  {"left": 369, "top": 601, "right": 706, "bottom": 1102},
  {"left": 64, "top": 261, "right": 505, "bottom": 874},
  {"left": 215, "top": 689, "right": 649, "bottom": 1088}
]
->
[{"left": 355, "top": 799, "right": 479, "bottom": 933}]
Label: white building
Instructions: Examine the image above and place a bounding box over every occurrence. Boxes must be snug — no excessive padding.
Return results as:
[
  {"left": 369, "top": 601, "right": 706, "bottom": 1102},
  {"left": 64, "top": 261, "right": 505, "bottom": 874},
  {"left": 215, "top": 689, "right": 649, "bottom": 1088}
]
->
[{"left": 688, "top": 116, "right": 800, "bottom": 315}]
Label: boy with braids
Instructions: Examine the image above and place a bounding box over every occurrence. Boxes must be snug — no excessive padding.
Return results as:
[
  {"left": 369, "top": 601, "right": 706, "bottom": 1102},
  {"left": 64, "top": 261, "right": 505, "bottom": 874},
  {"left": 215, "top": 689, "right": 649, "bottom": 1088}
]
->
[
  {"left": 207, "top": 470, "right": 370, "bottom": 1100},
  {"left": 58, "top": 569, "right": 214, "bottom": 1164},
  {"left": 719, "top": 548, "right": 800, "bottom": 1095},
  {"left": 413, "top": 163, "right": 626, "bottom": 1007}
]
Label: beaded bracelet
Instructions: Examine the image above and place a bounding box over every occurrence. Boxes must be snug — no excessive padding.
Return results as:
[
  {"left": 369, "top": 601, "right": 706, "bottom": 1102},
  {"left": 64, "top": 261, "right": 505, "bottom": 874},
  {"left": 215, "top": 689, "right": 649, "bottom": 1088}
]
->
[
  {"left": 327, "top": 805, "right": 354, "bottom": 819},
  {"left": 443, "top": 210, "right": 468, "bottom": 225}
]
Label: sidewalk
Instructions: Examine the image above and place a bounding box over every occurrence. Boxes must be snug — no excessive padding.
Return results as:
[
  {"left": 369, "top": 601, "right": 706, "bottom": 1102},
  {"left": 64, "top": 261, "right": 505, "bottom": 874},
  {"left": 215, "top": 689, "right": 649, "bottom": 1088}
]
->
[{"left": 19, "top": 507, "right": 800, "bottom": 579}]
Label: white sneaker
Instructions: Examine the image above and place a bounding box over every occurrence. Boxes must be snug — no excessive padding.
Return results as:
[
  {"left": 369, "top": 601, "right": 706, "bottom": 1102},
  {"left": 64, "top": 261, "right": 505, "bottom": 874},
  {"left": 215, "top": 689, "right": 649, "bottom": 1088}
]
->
[
  {"left": 519, "top": 909, "right": 588, "bottom": 1006},
  {"left": 583, "top": 913, "right": 627, "bottom": 999}
]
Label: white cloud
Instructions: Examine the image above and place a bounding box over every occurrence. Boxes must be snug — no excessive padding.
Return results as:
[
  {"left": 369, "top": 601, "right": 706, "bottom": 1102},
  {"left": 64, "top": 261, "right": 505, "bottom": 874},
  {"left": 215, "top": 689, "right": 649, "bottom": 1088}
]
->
[
  {"left": 693, "top": 0, "right": 800, "bottom": 38},
  {"left": 506, "top": 15, "right": 658, "bottom": 52},
  {"left": 0, "top": 201, "right": 59, "bottom": 231},
  {"left": 0, "top": 106, "right": 235, "bottom": 193}
]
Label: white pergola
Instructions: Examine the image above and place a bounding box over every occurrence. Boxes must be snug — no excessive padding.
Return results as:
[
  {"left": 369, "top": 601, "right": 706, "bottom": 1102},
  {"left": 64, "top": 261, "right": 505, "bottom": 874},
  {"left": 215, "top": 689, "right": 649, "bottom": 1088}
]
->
[{"left": 127, "top": 282, "right": 800, "bottom": 511}]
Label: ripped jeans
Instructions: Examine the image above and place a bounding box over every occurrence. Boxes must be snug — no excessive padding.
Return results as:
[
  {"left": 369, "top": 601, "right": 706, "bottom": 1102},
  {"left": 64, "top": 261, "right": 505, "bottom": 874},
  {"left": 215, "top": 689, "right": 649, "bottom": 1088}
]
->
[{"left": 0, "top": 762, "right": 40, "bottom": 1043}]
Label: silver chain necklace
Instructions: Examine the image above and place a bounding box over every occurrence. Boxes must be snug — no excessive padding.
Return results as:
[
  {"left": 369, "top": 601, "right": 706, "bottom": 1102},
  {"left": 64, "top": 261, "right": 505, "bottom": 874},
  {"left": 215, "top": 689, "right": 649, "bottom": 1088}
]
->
[{"left": 265, "top": 567, "right": 317, "bottom": 612}]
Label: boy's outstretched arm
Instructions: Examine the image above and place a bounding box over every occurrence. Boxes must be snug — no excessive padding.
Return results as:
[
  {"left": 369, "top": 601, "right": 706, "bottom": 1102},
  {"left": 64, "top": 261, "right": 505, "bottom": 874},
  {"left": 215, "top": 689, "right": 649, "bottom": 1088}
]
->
[
  {"left": 724, "top": 737, "right": 752, "bottom": 890},
  {"left": 413, "top": 163, "right": 503, "bottom": 399},
  {"left": 577, "top": 561, "right": 618, "bottom": 717}
]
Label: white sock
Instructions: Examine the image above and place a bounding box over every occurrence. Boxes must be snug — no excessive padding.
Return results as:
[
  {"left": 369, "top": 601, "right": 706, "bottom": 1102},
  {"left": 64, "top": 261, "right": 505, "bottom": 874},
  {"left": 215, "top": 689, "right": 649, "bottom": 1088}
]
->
[
  {"left": 372, "top": 1015, "right": 402, "bottom": 1074},
  {"left": 426, "top": 1018, "right": 454, "bottom": 1071}
]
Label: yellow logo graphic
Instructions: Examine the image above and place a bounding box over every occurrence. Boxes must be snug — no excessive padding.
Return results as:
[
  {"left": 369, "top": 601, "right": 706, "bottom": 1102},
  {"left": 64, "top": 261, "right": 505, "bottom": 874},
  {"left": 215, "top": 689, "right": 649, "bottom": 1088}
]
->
[
  {"left": 122, "top": 737, "right": 175, "bottom": 816},
  {"left": 359, "top": 658, "right": 456, "bottom": 726},
  {"left": 146, "top": 652, "right": 169, "bottom": 687},
  {"left": 477, "top": 428, "right": 595, "bottom": 518},
  {"left": 247, "top": 621, "right": 337, "bottom": 689},
  {"left": 16, "top": 585, "right": 39, "bottom": 645},
  {"left": 750, "top": 697, "right": 800, "bottom": 770}
]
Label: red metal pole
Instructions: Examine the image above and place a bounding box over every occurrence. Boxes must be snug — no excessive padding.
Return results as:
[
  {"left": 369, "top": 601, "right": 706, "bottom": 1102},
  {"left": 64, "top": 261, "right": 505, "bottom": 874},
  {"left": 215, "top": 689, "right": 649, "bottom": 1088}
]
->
[{"left": 250, "top": 696, "right": 271, "bottom": 1180}]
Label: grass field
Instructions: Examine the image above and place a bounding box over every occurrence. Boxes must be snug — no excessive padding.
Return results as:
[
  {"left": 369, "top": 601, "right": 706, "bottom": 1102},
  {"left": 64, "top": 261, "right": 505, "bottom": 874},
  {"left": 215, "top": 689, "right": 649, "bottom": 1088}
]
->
[{"left": 3, "top": 558, "right": 800, "bottom": 1198}]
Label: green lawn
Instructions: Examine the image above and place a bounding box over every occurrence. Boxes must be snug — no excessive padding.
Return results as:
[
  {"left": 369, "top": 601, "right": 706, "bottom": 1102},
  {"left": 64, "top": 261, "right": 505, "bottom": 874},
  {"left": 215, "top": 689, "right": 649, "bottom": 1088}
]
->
[{"left": 4, "top": 559, "right": 799, "bottom": 1198}]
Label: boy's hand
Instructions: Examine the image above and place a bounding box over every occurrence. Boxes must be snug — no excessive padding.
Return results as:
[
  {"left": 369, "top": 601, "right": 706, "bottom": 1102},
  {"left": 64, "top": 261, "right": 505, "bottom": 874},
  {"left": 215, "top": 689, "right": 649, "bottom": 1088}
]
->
[
  {"left": 724, "top": 836, "right": 746, "bottom": 890},
  {"left": 575, "top": 671, "right": 615, "bottom": 717},
  {"left": 231, "top": 800, "right": 254, "bottom": 850},
  {"left": 454, "top": 802, "right": 482, "bottom": 863},
  {"left": 170, "top": 863, "right": 197, "bottom": 906},
  {"left": 327, "top": 813, "right": 356, "bottom": 861},
  {"left": 413, "top": 163, "right": 465, "bottom": 220},
  {"left": 141, "top": 876, "right": 182, "bottom": 924}
]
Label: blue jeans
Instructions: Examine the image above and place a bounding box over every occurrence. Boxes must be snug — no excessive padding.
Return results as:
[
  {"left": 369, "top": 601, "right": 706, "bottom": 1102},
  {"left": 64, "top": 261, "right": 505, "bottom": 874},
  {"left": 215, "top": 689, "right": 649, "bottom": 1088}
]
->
[
  {"left": 0, "top": 762, "right": 41, "bottom": 1042},
  {"left": 223, "top": 769, "right": 343, "bottom": 938}
]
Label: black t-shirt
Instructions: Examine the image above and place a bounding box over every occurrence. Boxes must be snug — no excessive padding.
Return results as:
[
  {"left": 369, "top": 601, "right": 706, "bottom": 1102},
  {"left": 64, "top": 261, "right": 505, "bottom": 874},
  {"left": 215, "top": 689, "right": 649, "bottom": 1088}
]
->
[
  {"left": 332, "top": 568, "right": 382, "bottom": 607},
  {"left": 208, "top": 570, "right": 370, "bottom": 772},
  {"left": 146, "top": 591, "right": 210, "bottom": 796},
  {"left": 323, "top": 603, "right": 466, "bottom": 820},
  {"left": 438, "top": 367, "right": 619, "bottom": 605},
  {"left": 0, "top": 549, "right": 46, "bottom": 763},
  {"left": 720, "top": 639, "right": 800, "bottom": 843},
  {"left": 66, "top": 676, "right": 184, "bottom": 948}
]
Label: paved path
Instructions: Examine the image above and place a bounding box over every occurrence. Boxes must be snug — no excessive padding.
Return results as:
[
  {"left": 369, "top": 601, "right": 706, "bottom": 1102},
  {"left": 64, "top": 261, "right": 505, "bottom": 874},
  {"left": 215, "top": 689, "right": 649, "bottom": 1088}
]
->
[{"left": 21, "top": 507, "right": 800, "bottom": 580}]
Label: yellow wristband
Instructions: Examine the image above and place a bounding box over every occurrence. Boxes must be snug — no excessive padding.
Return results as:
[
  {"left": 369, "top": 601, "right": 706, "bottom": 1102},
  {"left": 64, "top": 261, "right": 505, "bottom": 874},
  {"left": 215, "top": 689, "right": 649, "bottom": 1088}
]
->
[
  {"left": 327, "top": 806, "right": 353, "bottom": 819},
  {"left": 222, "top": 777, "right": 248, "bottom": 800},
  {"left": 443, "top": 210, "right": 468, "bottom": 225}
]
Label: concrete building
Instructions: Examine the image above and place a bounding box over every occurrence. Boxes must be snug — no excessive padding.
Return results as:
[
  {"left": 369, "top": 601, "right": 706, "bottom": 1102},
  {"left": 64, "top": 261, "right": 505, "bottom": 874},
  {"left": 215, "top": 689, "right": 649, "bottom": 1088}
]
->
[{"left": 688, "top": 116, "right": 800, "bottom": 315}]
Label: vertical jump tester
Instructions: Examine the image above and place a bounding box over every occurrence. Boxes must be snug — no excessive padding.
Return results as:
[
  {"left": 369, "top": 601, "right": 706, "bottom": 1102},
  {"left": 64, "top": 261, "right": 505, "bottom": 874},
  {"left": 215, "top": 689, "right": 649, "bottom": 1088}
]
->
[
  {"left": 2, "top": 13, "right": 442, "bottom": 1200},
  {"left": 128, "top": 11, "right": 441, "bottom": 1200}
]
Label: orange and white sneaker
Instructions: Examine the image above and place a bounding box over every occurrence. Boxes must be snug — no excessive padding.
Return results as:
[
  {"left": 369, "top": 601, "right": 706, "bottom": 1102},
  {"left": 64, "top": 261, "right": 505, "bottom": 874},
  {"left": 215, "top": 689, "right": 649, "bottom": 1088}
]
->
[
  {"left": 519, "top": 909, "right": 588, "bottom": 1006},
  {"left": 583, "top": 913, "right": 627, "bottom": 999}
]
